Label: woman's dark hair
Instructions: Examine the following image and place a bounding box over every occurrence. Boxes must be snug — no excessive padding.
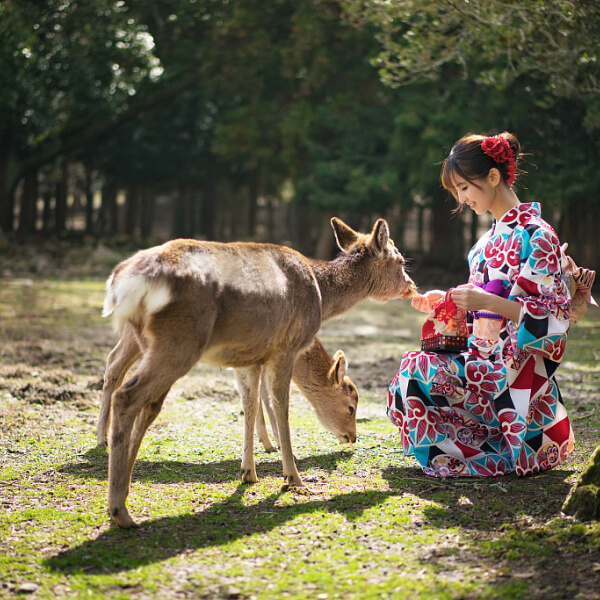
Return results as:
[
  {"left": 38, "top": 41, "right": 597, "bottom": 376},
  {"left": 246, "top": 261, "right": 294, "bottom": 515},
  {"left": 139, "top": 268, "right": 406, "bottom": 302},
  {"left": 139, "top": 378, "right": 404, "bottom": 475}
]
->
[{"left": 441, "top": 132, "right": 521, "bottom": 201}]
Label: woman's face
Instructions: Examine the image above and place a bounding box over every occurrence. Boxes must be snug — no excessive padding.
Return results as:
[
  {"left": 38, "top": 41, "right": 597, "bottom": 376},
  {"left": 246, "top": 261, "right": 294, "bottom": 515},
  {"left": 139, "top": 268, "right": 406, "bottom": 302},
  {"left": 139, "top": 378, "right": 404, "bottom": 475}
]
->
[{"left": 452, "top": 176, "right": 495, "bottom": 216}]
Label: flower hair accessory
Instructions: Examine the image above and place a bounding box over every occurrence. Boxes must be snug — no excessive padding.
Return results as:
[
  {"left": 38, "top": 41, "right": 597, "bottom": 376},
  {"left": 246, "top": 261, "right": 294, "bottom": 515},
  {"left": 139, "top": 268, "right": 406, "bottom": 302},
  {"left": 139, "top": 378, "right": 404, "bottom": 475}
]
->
[{"left": 481, "top": 136, "right": 517, "bottom": 185}]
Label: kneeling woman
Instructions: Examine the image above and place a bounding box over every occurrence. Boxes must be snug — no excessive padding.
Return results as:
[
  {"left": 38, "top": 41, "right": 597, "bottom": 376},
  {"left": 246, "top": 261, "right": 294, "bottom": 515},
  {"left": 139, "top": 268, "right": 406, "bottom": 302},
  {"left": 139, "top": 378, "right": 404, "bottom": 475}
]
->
[{"left": 388, "top": 131, "right": 574, "bottom": 477}]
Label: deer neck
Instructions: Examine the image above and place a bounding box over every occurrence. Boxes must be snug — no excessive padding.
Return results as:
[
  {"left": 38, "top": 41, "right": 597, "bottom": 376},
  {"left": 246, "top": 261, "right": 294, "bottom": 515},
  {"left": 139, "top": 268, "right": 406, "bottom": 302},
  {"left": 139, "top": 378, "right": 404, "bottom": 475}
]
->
[{"left": 310, "top": 255, "right": 371, "bottom": 321}]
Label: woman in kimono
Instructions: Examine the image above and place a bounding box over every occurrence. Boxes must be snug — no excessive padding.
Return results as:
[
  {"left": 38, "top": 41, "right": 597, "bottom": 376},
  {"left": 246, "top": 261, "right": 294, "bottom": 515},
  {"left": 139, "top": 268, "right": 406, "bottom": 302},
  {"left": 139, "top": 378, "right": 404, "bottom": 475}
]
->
[{"left": 388, "top": 131, "right": 575, "bottom": 477}]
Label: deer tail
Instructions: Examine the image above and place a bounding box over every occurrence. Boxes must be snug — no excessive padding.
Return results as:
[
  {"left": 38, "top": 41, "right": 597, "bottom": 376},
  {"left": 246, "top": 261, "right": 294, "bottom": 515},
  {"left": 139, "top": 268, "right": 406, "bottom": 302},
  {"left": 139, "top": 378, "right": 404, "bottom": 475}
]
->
[{"left": 102, "top": 270, "right": 172, "bottom": 334}]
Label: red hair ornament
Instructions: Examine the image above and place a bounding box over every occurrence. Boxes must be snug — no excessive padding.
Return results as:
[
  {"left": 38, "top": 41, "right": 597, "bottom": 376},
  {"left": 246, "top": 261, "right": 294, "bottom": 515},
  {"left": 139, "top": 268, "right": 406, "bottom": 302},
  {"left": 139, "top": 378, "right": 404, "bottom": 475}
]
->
[{"left": 481, "top": 136, "right": 517, "bottom": 186}]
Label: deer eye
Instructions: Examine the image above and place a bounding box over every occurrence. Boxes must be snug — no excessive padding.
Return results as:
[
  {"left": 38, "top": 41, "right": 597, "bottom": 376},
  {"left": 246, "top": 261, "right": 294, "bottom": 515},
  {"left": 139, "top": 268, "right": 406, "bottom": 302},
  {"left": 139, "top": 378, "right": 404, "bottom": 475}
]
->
[{"left": 349, "top": 406, "right": 355, "bottom": 415}]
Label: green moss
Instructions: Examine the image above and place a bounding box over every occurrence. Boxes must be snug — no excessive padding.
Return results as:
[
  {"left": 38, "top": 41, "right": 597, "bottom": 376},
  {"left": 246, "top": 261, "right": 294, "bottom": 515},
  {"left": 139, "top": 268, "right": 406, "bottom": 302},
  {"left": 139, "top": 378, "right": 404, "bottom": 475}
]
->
[{"left": 563, "top": 445, "right": 600, "bottom": 520}]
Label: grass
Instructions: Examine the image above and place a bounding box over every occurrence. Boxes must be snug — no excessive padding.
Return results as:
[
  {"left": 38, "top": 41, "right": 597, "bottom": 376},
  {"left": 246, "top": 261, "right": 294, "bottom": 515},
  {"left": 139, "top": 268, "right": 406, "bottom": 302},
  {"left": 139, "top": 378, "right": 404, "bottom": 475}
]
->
[{"left": 1, "top": 278, "right": 600, "bottom": 599}]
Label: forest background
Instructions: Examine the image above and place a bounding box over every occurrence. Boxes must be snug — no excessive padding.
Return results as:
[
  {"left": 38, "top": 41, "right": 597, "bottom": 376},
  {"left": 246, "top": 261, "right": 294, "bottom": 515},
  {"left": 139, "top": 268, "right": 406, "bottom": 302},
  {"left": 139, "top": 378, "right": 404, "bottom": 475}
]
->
[{"left": 1, "top": 0, "right": 599, "bottom": 272}]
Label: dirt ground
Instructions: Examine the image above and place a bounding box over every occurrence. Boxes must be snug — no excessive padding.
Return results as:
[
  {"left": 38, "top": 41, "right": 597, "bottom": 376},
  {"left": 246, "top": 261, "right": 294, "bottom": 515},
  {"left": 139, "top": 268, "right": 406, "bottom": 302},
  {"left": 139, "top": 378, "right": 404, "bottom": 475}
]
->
[{"left": 1, "top": 244, "right": 600, "bottom": 599}]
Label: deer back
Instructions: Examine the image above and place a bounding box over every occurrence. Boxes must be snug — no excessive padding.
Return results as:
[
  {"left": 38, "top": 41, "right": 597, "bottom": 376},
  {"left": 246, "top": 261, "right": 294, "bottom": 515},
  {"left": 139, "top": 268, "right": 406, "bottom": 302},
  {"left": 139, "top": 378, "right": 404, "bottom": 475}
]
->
[{"left": 103, "top": 239, "right": 324, "bottom": 368}]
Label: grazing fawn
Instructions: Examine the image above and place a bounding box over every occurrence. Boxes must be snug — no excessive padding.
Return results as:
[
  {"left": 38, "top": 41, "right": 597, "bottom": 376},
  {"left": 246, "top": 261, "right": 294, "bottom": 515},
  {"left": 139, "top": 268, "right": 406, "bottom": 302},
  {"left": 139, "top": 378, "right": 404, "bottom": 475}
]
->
[
  {"left": 255, "top": 337, "right": 358, "bottom": 452},
  {"left": 101, "top": 217, "right": 416, "bottom": 527}
]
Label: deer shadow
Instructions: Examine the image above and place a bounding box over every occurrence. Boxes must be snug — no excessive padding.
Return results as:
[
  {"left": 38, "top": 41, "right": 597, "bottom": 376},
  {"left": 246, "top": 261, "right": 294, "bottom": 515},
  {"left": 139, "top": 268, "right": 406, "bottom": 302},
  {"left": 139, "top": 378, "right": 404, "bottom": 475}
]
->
[
  {"left": 48, "top": 452, "right": 579, "bottom": 577},
  {"left": 45, "top": 484, "right": 397, "bottom": 575},
  {"left": 59, "top": 445, "right": 356, "bottom": 484}
]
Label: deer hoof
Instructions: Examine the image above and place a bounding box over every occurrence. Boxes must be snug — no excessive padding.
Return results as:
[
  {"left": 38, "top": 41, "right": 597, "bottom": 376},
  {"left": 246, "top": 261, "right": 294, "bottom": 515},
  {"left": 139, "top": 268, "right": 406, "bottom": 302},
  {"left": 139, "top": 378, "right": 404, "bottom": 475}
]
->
[
  {"left": 281, "top": 474, "right": 305, "bottom": 491},
  {"left": 108, "top": 505, "right": 138, "bottom": 529},
  {"left": 240, "top": 468, "right": 257, "bottom": 483}
]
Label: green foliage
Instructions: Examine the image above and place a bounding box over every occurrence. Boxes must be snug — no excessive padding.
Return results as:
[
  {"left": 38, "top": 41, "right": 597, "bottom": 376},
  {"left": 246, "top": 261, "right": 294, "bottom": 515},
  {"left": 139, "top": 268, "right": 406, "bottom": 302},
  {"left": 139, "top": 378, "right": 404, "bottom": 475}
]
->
[
  {"left": 341, "top": 1, "right": 600, "bottom": 112},
  {"left": 0, "top": 0, "right": 158, "bottom": 152}
]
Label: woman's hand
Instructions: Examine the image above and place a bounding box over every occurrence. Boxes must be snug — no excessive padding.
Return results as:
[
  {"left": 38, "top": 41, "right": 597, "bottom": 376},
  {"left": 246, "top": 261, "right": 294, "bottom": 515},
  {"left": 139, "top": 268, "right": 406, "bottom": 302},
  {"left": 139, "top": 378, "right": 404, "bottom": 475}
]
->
[
  {"left": 451, "top": 284, "right": 490, "bottom": 311},
  {"left": 451, "top": 283, "right": 522, "bottom": 322},
  {"left": 411, "top": 289, "right": 445, "bottom": 313}
]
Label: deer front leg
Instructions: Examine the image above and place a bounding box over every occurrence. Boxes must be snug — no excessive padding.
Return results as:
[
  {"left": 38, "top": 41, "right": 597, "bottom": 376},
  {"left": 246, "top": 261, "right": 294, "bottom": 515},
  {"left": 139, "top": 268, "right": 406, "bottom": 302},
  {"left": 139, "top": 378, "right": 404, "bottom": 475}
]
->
[
  {"left": 256, "top": 377, "right": 276, "bottom": 452},
  {"left": 264, "top": 358, "right": 303, "bottom": 488},
  {"left": 97, "top": 322, "right": 142, "bottom": 446},
  {"left": 235, "top": 366, "right": 262, "bottom": 483},
  {"left": 256, "top": 399, "right": 277, "bottom": 453}
]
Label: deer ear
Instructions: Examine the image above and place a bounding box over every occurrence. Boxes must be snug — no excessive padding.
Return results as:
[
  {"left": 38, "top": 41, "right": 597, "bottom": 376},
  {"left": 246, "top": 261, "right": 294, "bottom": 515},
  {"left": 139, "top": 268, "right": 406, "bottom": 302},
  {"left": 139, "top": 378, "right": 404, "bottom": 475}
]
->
[
  {"left": 370, "top": 219, "right": 390, "bottom": 254},
  {"left": 331, "top": 218, "right": 358, "bottom": 252},
  {"left": 329, "top": 351, "right": 347, "bottom": 386}
]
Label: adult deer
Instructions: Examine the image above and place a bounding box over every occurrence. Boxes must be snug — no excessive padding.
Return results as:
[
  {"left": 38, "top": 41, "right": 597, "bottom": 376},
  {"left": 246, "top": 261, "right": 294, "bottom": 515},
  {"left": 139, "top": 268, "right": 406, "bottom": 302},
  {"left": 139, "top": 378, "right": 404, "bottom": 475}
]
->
[
  {"left": 102, "top": 217, "right": 416, "bottom": 527},
  {"left": 96, "top": 333, "right": 358, "bottom": 451},
  {"left": 255, "top": 337, "right": 358, "bottom": 452}
]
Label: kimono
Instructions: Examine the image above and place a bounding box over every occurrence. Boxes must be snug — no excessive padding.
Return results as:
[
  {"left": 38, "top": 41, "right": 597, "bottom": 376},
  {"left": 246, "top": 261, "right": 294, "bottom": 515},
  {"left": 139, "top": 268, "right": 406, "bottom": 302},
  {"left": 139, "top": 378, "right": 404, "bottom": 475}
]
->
[{"left": 388, "top": 202, "right": 574, "bottom": 477}]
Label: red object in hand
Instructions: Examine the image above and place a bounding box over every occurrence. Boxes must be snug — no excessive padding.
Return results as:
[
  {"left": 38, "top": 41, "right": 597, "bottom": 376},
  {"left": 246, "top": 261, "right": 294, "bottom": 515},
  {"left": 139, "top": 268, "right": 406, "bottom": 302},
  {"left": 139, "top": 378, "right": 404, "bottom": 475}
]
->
[{"left": 421, "top": 290, "right": 469, "bottom": 352}]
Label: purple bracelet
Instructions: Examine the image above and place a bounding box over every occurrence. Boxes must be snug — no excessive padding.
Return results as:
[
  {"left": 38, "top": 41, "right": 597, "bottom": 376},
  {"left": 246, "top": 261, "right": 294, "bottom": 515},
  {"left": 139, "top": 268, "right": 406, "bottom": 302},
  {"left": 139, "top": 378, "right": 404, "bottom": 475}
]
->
[{"left": 470, "top": 311, "right": 503, "bottom": 320}]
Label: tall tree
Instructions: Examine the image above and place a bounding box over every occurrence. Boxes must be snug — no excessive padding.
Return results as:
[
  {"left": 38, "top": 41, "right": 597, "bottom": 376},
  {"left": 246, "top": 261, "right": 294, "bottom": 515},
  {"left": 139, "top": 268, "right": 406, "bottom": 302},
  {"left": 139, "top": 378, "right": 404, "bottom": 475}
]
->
[
  {"left": 0, "top": 0, "right": 208, "bottom": 232},
  {"left": 341, "top": 1, "right": 600, "bottom": 111}
]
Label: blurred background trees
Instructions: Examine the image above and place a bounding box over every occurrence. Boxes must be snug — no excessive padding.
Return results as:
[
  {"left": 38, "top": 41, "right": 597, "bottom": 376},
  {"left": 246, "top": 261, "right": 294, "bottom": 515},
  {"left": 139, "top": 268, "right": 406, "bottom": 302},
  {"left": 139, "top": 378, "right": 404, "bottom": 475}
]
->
[{"left": 1, "top": 0, "right": 599, "bottom": 270}]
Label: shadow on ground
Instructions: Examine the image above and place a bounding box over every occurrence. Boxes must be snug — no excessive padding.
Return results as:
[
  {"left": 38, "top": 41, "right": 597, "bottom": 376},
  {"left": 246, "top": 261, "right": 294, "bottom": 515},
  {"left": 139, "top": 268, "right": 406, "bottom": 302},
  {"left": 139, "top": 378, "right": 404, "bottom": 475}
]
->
[
  {"left": 47, "top": 457, "right": 579, "bottom": 578},
  {"left": 59, "top": 446, "right": 356, "bottom": 484}
]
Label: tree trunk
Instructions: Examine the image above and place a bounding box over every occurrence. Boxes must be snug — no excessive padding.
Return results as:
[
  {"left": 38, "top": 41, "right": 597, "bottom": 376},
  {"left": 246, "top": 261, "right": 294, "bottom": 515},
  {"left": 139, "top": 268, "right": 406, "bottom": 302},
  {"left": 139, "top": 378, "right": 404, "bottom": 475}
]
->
[
  {"left": 42, "top": 190, "right": 53, "bottom": 233},
  {"left": 563, "top": 444, "right": 600, "bottom": 521},
  {"left": 560, "top": 198, "right": 600, "bottom": 272},
  {"left": 0, "top": 138, "right": 18, "bottom": 232},
  {"left": 247, "top": 177, "right": 259, "bottom": 239},
  {"left": 84, "top": 169, "right": 95, "bottom": 235},
  {"left": 172, "top": 186, "right": 187, "bottom": 239},
  {"left": 231, "top": 187, "right": 248, "bottom": 240},
  {"left": 199, "top": 182, "right": 216, "bottom": 241},
  {"left": 314, "top": 211, "right": 336, "bottom": 260},
  {"left": 140, "top": 185, "right": 155, "bottom": 241},
  {"left": 266, "top": 196, "right": 275, "bottom": 241},
  {"left": 417, "top": 206, "right": 424, "bottom": 253},
  {"left": 19, "top": 168, "right": 38, "bottom": 234},
  {"left": 54, "top": 160, "right": 68, "bottom": 234},
  {"left": 124, "top": 185, "right": 139, "bottom": 236},
  {"left": 99, "top": 180, "right": 118, "bottom": 236},
  {"left": 428, "top": 200, "right": 464, "bottom": 268}
]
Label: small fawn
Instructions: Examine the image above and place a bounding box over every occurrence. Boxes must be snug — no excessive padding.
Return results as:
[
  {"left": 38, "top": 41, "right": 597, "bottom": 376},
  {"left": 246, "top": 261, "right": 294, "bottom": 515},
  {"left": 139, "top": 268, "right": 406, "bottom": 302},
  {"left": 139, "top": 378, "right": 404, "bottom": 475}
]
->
[{"left": 254, "top": 337, "right": 358, "bottom": 452}]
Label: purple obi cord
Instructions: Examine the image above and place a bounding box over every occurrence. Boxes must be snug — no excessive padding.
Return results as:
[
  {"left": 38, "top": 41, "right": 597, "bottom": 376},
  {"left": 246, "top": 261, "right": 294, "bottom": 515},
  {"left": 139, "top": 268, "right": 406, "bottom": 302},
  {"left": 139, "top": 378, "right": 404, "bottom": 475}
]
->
[{"left": 471, "top": 279, "right": 510, "bottom": 320}]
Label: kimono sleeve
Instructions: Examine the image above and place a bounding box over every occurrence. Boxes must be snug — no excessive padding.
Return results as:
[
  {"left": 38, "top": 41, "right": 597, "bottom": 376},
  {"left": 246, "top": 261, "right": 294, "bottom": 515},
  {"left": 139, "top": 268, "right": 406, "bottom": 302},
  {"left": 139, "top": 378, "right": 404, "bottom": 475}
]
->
[{"left": 509, "top": 226, "right": 570, "bottom": 361}]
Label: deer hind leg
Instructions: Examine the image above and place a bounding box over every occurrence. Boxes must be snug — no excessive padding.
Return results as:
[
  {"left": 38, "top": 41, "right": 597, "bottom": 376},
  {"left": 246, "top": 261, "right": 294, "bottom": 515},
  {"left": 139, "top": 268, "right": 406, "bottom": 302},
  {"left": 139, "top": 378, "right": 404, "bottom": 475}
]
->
[
  {"left": 264, "top": 357, "right": 303, "bottom": 488},
  {"left": 256, "top": 377, "right": 276, "bottom": 452},
  {"left": 235, "top": 366, "right": 263, "bottom": 483},
  {"left": 127, "top": 390, "right": 168, "bottom": 476},
  {"left": 97, "top": 321, "right": 142, "bottom": 446},
  {"left": 108, "top": 340, "right": 203, "bottom": 528}
]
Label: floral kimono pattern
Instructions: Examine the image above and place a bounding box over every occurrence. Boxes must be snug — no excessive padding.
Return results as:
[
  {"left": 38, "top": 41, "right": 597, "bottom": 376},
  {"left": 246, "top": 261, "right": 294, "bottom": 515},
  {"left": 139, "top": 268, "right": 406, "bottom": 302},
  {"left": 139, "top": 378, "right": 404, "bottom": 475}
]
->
[{"left": 388, "top": 203, "right": 574, "bottom": 477}]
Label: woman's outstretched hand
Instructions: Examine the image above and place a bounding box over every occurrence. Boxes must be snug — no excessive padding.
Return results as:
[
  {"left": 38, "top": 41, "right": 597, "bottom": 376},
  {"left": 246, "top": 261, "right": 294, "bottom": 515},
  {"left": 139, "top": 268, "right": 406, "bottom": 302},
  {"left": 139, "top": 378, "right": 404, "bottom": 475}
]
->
[{"left": 411, "top": 289, "right": 445, "bottom": 313}]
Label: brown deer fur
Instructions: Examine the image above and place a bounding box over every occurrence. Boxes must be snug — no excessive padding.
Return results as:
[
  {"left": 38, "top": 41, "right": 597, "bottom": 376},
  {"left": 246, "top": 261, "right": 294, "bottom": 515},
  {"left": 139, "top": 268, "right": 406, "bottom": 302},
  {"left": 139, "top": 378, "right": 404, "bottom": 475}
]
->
[
  {"left": 102, "top": 217, "right": 416, "bottom": 527},
  {"left": 255, "top": 337, "right": 358, "bottom": 452}
]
